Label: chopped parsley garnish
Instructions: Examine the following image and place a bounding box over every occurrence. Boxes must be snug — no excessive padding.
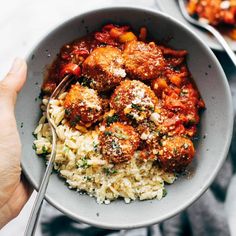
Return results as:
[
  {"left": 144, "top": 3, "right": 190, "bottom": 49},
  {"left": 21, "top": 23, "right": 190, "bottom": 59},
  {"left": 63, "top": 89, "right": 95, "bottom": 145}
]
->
[
  {"left": 114, "top": 95, "right": 121, "bottom": 103},
  {"left": 126, "top": 114, "right": 134, "bottom": 120},
  {"left": 111, "top": 140, "right": 120, "bottom": 150},
  {"left": 32, "top": 143, "right": 37, "bottom": 150},
  {"left": 93, "top": 141, "right": 99, "bottom": 152},
  {"left": 77, "top": 156, "right": 90, "bottom": 169},
  {"left": 42, "top": 146, "right": 47, "bottom": 153},
  {"left": 40, "top": 145, "right": 49, "bottom": 158},
  {"left": 114, "top": 133, "right": 128, "bottom": 140},
  {"left": 81, "top": 77, "right": 91, "bottom": 87},
  {"left": 131, "top": 103, "right": 142, "bottom": 111},
  {"left": 113, "top": 127, "right": 129, "bottom": 139},
  {"left": 65, "top": 109, "right": 71, "bottom": 116},
  {"left": 103, "top": 167, "right": 118, "bottom": 175},
  {"left": 188, "top": 118, "right": 196, "bottom": 124},
  {"left": 150, "top": 107, "right": 155, "bottom": 112},
  {"left": 84, "top": 176, "right": 92, "bottom": 181},
  {"left": 106, "top": 114, "right": 119, "bottom": 126},
  {"left": 70, "top": 115, "right": 81, "bottom": 126},
  {"left": 173, "top": 147, "right": 178, "bottom": 155},
  {"left": 156, "top": 130, "right": 161, "bottom": 137},
  {"left": 70, "top": 121, "right": 77, "bottom": 127},
  {"left": 162, "top": 188, "right": 167, "bottom": 197},
  {"left": 104, "top": 131, "right": 113, "bottom": 136},
  {"left": 74, "top": 115, "right": 81, "bottom": 122}
]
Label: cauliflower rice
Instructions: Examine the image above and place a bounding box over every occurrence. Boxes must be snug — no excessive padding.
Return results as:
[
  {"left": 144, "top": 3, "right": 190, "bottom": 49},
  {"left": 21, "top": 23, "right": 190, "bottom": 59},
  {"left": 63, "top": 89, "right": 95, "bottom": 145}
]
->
[{"left": 33, "top": 92, "right": 176, "bottom": 204}]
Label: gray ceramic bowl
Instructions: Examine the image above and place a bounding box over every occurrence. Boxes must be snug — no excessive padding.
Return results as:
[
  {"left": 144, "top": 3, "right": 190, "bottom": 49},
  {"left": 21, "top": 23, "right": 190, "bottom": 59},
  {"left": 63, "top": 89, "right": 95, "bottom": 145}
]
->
[{"left": 16, "top": 6, "right": 233, "bottom": 229}]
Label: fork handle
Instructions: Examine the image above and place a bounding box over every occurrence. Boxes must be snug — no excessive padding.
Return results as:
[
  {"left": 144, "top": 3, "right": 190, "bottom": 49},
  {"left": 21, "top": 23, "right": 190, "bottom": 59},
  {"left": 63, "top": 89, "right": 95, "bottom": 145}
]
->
[
  {"left": 24, "top": 75, "right": 71, "bottom": 235},
  {"left": 24, "top": 127, "right": 57, "bottom": 236},
  {"left": 205, "top": 24, "right": 236, "bottom": 67}
]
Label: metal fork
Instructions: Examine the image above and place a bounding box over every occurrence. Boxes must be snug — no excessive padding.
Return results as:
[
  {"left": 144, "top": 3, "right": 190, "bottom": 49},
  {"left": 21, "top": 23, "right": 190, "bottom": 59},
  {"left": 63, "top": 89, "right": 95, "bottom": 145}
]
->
[
  {"left": 24, "top": 75, "right": 72, "bottom": 236},
  {"left": 178, "top": 0, "right": 236, "bottom": 67}
]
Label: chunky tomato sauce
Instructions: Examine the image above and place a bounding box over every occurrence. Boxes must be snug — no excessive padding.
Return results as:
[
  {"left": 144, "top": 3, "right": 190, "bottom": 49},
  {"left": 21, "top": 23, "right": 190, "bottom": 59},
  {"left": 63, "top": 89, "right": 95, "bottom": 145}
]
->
[
  {"left": 42, "top": 24, "right": 205, "bottom": 172},
  {"left": 187, "top": 0, "right": 236, "bottom": 39}
]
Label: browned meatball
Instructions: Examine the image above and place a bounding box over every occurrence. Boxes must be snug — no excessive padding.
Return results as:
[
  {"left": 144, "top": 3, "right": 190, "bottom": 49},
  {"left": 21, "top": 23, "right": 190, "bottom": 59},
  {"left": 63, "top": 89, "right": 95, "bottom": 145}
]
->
[
  {"left": 110, "top": 80, "right": 158, "bottom": 122},
  {"left": 123, "top": 41, "right": 165, "bottom": 80},
  {"left": 136, "top": 120, "right": 161, "bottom": 150},
  {"left": 82, "top": 46, "right": 126, "bottom": 91},
  {"left": 157, "top": 136, "right": 195, "bottom": 172},
  {"left": 64, "top": 83, "right": 102, "bottom": 127},
  {"left": 99, "top": 122, "right": 140, "bottom": 164}
]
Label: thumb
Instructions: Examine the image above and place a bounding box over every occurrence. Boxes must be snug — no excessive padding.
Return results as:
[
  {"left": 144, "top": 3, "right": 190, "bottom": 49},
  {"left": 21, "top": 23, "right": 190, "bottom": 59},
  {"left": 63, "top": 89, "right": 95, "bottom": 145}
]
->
[{"left": 0, "top": 58, "right": 27, "bottom": 113}]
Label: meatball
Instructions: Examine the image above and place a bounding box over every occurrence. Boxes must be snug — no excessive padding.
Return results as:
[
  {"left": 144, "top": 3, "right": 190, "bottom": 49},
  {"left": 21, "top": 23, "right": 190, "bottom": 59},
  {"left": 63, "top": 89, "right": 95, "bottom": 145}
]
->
[
  {"left": 110, "top": 80, "right": 158, "bottom": 122},
  {"left": 123, "top": 41, "right": 165, "bottom": 80},
  {"left": 137, "top": 120, "right": 161, "bottom": 147},
  {"left": 136, "top": 120, "right": 161, "bottom": 160},
  {"left": 64, "top": 83, "right": 102, "bottom": 127},
  {"left": 99, "top": 122, "right": 140, "bottom": 164},
  {"left": 157, "top": 136, "right": 195, "bottom": 172},
  {"left": 82, "top": 46, "right": 126, "bottom": 91}
]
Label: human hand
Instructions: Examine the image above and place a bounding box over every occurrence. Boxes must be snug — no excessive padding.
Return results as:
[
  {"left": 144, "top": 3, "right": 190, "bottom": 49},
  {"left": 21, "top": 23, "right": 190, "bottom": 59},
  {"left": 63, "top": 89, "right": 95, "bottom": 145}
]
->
[{"left": 0, "top": 58, "right": 32, "bottom": 229}]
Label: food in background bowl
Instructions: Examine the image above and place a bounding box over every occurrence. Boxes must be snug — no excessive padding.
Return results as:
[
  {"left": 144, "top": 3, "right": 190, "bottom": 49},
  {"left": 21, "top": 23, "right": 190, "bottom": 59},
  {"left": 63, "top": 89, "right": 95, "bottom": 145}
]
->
[
  {"left": 187, "top": 0, "right": 236, "bottom": 39},
  {"left": 33, "top": 24, "right": 205, "bottom": 204}
]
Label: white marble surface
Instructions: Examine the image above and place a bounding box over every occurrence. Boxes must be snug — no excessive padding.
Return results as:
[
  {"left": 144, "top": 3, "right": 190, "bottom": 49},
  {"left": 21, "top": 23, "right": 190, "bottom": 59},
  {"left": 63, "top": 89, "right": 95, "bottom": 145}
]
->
[{"left": 0, "top": 0, "right": 235, "bottom": 235}]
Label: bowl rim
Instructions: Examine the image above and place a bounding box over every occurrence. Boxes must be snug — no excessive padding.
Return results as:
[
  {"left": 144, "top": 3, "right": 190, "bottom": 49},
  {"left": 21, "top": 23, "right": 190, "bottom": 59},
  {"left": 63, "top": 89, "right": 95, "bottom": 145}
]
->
[{"left": 23, "top": 5, "right": 234, "bottom": 229}]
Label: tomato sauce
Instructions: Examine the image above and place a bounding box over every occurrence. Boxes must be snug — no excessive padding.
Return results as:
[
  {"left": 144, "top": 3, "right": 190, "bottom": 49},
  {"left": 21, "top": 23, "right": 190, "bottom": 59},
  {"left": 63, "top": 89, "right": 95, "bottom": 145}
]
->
[
  {"left": 187, "top": 0, "right": 236, "bottom": 40},
  {"left": 42, "top": 24, "right": 205, "bottom": 172}
]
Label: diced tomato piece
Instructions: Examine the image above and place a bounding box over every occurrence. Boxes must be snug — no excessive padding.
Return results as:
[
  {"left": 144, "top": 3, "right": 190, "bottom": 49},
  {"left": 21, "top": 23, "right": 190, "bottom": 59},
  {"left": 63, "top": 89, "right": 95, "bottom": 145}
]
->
[
  {"left": 223, "top": 11, "right": 235, "bottom": 24},
  {"left": 174, "top": 124, "right": 185, "bottom": 135},
  {"left": 71, "top": 49, "right": 89, "bottom": 56},
  {"left": 102, "top": 24, "right": 129, "bottom": 33},
  {"left": 102, "top": 24, "right": 116, "bottom": 32},
  {"left": 94, "top": 32, "right": 118, "bottom": 46},
  {"left": 185, "top": 126, "right": 197, "bottom": 137},
  {"left": 165, "top": 96, "right": 186, "bottom": 110},
  {"left": 110, "top": 28, "right": 125, "bottom": 38},
  {"left": 60, "top": 63, "right": 81, "bottom": 77},
  {"left": 169, "top": 75, "right": 182, "bottom": 87},
  {"left": 110, "top": 26, "right": 130, "bottom": 38},
  {"left": 198, "top": 99, "right": 205, "bottom": 109},
  {"left": 163, "top": 115, "right": 182, "bottom": 127},
  {"left": 61, "top": 52, "right": 70, "bottom": 60},
  {"left": 95, "top": 24, "right": 130, "bottom": 45},
  {"left": 139, "top": 27, "right": 147, "bottom": 41}
]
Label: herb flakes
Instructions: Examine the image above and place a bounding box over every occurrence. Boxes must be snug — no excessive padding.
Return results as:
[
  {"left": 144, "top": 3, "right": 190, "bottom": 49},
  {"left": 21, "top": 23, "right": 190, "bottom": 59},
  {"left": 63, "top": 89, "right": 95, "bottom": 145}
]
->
[{"left": 103, "top": 167, "right": 118, "bottom": 175}]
